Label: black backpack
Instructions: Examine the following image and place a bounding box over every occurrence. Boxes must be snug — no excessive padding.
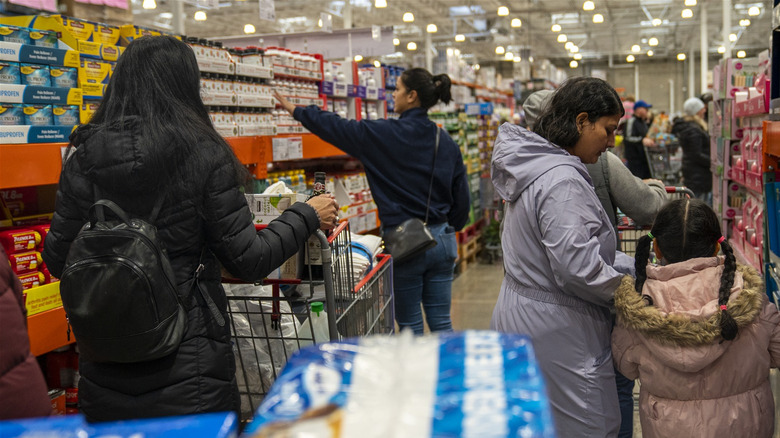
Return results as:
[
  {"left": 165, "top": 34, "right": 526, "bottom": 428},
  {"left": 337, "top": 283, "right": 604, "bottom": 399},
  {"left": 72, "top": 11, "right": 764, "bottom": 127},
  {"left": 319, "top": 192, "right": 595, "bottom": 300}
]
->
[{"left": 59, "top": 194, "right": 189, "bottom": 363}]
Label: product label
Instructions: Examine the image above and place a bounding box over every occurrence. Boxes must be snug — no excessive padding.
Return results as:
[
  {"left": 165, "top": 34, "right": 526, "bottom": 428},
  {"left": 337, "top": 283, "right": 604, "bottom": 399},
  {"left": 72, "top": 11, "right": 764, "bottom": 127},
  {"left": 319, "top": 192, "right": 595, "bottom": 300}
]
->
[
  {"left": 9, "top": 251, "right": 42, "bottom": 273},
  {"left": 29, "top": 30, "right": 58, "bottom": 49},
  {"left": 20, "top": 63, "right": 51, "bottom": 87},
  {"left": 17, "top": 271, "right": 44, "bottom": 290},
  {"left": 0, "top": 62, "right": 21, "bottom": 84},
  {"left": 50, "top": 67, "right": 78, "bottom": 88},
  {"left": 52, "top": 105, "right": 79, "bottom": 125},
  {"left": 24, "top": 104, "right": 53, "bottom": 125},
  {"left": 0, "top": 26, "right": 31, "bottom": 46},
  {"left": 0, "top": 104, "right": 24, "bottom": 125}
]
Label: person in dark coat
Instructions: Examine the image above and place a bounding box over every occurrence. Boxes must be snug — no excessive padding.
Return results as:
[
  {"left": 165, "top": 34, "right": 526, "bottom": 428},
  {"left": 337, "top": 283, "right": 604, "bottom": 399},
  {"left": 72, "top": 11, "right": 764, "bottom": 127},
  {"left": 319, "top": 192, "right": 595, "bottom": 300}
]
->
[
  {"left": 42, "top": 36, "right": 338, "bottom": 422},
  {"left": 274, "top": 68, "right": 470, "bottom": 335},
  {"left": 0, "top": 246, "right": 52, "bottom": 420},
  {"left": 624, "top": 100, "right": 655, "bottom": 179},
  {"left": 672, "top": 97, "right": 712, "bottom": 204}
]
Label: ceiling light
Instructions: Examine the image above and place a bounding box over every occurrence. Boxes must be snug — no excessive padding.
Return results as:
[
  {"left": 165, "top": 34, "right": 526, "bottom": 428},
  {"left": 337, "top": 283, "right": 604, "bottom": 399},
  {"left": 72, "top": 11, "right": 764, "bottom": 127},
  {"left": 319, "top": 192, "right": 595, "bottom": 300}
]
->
[
  {"left": 557, "top": 34, "right": 567, "bottom": 43},
  {"left": 571, "top": 45, "right": 579, "bottom": 53},
  {"left": 677, "top": 53, "right": 686, "bottom": 61},
  {"left": 407, "top": 42, "right": 417, "bottom": 50},
  {"left": 511, "top": 18, "right": 522, "bottom": 28},
  {"left": 631, "top": 44, "right": 641, "bottom": 53},
  {"left": 393, "top": 38, "right": 400, "bottom": 45},
  {"left": 551, "top": 24, "right": 561, "bottom": 32},
  {"left": 583, "top": 1, "right": 594, "bottom": 11},
  {"left": 373, "top": 60, "right": 381, "bottom": 67},
  {"left": 318, "top": 18, "right": 322, "bottom": 27},
  {"left": 474, "top": 64, "right": 480, "bottom": 70},
  {"left": 513, "top": 56, "right": 521, "bottom": 62},
  {"left": 681, "top": 8, "right": 693, "bottom": 18},
  {"left": 375, "top": 0, "right": 387, "bottom": 7},
  {"left": 142, "top": 0, "right": 156, "bottom": 9},
  {"left": 505, "top": 52, "right": 514, "bottom": 60},
  {"left": 718, "top": 45, "right": 726, "bottom": 53},
  {"left": 402, "top": 12, "right": 414, "bottom": 22},
  {"left": 495, "top": 46, "right": 505, "bottom": 54},
  {"left": 648, "top": 37, "right": 658, "bottom": 46},
  {"left": 570, "top": 60, "right": 578, "bottom": 68},
  {"left": 652, "top": 18, "right": 662, "bottom": 26},
  {"left": 194, "top": 10, "right": 206, "bottom": 21},
  {"left": 455, "top": 34, "right": 465, "bottom": 42},
  {"left": 684, "top": 0, "right": 696, "bottom": 5},
  {"left": 593, "top": 14, "right": 604, "bottom": 23},
  {"left": 647, "top": 50, "right": 654, "bottom": 57},
  {"left": 574, "top": 53, "right": 582, "bottom": 60},
  {"left": 354, "top": 55, "right": 363, "bottom": 62},
  {"left": 454, "top": 49, "right": 460, "bottom": 56},
  {"left": 498, "top": 6, "right": 509, "bottom": 16},
  {"left": 740, "top": 19, "right": 751, "bottom": 26},
  {"left": 565, "top": 41, "right": 574, "bottom": 49},
  {"left": 729, "top": 33, "right": 738, "bottom": 42},
  {"left": 737, "top": 50, "right": 747, "bottom": 58},
  {"left": 748, "top": 6, "right": 760, "bottom": 16},
  {"left": 243, "top": 23, "right": 255, "bottom": 34},
  {"left": 426, "top": 24, "right": 437, "bottom": 33},
  {"left": 627, "top": 55, "right": 635, "bottom": 63}
]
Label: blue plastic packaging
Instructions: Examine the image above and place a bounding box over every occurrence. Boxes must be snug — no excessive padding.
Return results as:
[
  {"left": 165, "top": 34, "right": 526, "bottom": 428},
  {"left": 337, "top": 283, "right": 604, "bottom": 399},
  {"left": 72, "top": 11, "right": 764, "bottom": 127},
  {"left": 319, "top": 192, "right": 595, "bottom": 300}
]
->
[
  {"left": 50, "top": 66, "right": 78, "bottom": 88},
  {"left": 0, "top": 25, "right": 31, "bottom": 45},
  {"left": 243, "top": 331, "right": 556, "bottom": 437},
  {"left": 24, "top": 104, "right": 53, "bottom": 125},
  {"left": 0, "top": 103, "right": 24, "bottom": 125},
  {"left": 53, "top": 105, "right": 80, "bottom": 125},
  {"left": 0, "top": 414, "right": 88, "bottom": 438}
]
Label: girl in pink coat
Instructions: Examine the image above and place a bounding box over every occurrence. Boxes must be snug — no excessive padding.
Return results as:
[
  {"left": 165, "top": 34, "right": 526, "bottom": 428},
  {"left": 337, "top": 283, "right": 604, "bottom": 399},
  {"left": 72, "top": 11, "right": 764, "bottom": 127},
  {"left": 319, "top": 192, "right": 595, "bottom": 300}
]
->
[{"left": 613, "top": 199, "right": 780, "bottom": 438}]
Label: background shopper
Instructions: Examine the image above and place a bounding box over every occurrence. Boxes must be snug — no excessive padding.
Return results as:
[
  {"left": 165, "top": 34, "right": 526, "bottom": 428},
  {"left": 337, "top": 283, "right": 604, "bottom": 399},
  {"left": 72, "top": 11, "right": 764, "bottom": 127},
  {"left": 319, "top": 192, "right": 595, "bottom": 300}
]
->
[
  {"left": 613, "top": 199, "right": 780, "bottom": 438},
  {"left": 0, "top": 246, "right": 52, "bottom": 420},
  {"left": 672, "top": 97, "right": 712, "bottom": 204},
  {"left": 275, "top": 68, "right": 470, "bottom": 335},
  {"left": 624, "top": 100, "right": 655, "bottom": 179},
  {"left": 524, "top": 88, "right": 667, "bottom": 438},
  {"left": 490, "top": 77, "right": 633, "bottom": 437},
  {"left": 42, "top": 36, "right": 338, "bottom": 422}
]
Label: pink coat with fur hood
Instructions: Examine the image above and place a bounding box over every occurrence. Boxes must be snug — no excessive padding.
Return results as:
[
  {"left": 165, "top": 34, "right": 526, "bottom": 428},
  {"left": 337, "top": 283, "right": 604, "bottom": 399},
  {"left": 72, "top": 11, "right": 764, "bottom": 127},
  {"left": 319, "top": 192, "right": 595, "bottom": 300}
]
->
[{"left": 612, "top": 257, "right": 780, "bottom": 438}]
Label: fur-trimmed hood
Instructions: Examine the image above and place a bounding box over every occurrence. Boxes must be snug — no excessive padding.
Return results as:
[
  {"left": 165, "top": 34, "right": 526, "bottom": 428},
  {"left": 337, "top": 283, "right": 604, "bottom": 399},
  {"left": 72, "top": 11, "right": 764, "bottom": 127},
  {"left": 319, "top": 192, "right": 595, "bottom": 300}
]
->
[{"left": 615, "top": 258, "right": 764, "bottom": 372}]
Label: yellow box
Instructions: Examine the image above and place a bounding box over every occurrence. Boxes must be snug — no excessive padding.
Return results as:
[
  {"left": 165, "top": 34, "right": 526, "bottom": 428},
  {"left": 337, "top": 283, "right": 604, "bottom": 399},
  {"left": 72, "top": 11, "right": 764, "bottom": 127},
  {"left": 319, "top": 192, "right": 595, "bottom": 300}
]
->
[
  {"left": 58, "top": 16, "right": 94, "bottom": 42},
  {"left": 79, "top": 59, "right": 112, "bottom": 84},
  {"left": 25, "top": 281, "right": 62, "bottom": 316},
  {"left": 79, "top": 82, "right": 106, "bottom": 98},
  {"left": 78, "top": 40, "right": 120, "bottom": 62},
  {"left": 93, "top": 23, "right": 120, "bottom": 46},
  {"left": 80, "top": 100, "right": 99, "bottom": 124},
  {"left": 119, "top": 24, "right": 161, "bottom": 46}
]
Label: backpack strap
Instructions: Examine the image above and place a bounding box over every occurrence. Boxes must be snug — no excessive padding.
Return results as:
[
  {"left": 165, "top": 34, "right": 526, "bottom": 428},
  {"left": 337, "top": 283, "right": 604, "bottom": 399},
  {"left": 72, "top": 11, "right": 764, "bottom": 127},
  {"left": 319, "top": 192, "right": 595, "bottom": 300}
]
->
[
  {"left": 194, "top": 247, "right": 226, "bottom": 327},
  {"left": 93, "top": 185, "right": 166, "bottom": 224}
]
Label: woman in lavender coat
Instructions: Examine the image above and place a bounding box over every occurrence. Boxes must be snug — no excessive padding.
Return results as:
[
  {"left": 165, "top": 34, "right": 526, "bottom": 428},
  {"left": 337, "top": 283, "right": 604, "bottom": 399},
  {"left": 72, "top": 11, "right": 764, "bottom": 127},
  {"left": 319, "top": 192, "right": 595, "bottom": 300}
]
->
[{"left": 490, "top": 77, "right": 633, "bottom": 437}]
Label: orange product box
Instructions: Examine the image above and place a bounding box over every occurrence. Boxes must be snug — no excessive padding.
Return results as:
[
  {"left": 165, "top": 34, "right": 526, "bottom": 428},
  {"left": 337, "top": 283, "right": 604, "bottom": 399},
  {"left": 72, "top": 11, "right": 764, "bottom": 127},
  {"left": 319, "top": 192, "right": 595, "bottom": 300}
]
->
[
  {"left": 0, "top": 229, "right": 41, "bottom": 254},
  {"left": 17, "top": 270, "right": 44, "bottom": 290},
  {"left": 49, "top": 389, "right": 66, "bottom": 415},
  {"left": 8, "top": 250, "right": 42, "bottom": 274}
]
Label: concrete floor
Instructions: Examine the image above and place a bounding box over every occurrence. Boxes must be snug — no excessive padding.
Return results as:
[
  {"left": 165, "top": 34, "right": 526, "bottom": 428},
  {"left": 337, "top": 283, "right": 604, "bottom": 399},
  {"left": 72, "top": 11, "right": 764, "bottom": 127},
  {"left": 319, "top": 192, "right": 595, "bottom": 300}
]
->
[{"left": 450, "top": 262, "right": 780, "bottom": 438}]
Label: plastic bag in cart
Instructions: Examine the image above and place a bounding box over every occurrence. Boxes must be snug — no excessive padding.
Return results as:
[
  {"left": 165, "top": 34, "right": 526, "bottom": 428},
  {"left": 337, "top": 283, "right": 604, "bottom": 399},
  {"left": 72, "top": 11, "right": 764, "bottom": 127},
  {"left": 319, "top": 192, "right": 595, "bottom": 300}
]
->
[
  {"left": 241, "top": 330, "right": 556, "bottom": 438},
  {"left": 224, "top": 283, "right": 304, "bottom": 419}
]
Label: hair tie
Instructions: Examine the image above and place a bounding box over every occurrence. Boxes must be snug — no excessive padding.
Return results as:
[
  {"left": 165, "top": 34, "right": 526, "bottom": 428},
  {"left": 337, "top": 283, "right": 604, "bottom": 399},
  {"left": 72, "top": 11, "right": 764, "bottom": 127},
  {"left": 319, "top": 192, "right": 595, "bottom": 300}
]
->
[
  {"left": 718, "top": 236, "right": 726, "bottom": 244},
  {"left": 720, "top": 304, "right": 728, "bottom": 311},
  {"left": 647, "top": 232, "right": 654, "bottom": 239}
]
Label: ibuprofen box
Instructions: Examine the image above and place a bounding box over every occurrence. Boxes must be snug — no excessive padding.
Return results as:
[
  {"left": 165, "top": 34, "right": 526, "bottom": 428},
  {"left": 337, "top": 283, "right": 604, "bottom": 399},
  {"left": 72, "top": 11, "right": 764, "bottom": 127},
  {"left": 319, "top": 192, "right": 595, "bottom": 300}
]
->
[
  {"left": 0, "top": 25, "right": 30, "bottom": 45},
  {"left": 52, "top": 105, "right": 79, "bottom": 125},
  {"left": 0, "top": 61, "right": 20, "bottom": 84},
  {"left": 0, "top": 104, "right": 24, "bottom": 125},
  {"left": 50, "top": 66, "right": 77, "bottom": 88},
  {"left": 20, "top": 63, "right": 50, "bottom": 87},
  {"left": 23, "top": 104, "right": 53, "bottom": 125}
]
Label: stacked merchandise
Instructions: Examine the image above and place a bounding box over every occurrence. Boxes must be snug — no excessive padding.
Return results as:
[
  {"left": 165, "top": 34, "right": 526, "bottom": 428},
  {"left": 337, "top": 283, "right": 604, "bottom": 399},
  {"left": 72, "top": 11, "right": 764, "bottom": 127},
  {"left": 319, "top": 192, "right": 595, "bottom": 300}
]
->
[
  {"left": 381, "top": 64, "right": 404, "bottom": 118},
  {"left": 320, "top": 61, "right": 387, "bottom": 122},
  {"left": 0, "top": 223, "right": 52, "bottom": 290},
  {"left": 43, "top": 346, "right": 79, "bottom": 415},
  {"left": 710, "top": 52, "right": 768, "bottom": 272},
  {"left": 0, "top": 22, "right": 81, "bottom": 143}
]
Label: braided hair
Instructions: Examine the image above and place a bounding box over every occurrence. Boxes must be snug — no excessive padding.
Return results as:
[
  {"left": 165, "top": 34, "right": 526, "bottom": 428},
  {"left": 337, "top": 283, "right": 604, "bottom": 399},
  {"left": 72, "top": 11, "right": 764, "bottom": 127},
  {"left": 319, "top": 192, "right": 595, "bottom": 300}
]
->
[{"left": 634, "top": 199, "right": 738, "bottom": 340}]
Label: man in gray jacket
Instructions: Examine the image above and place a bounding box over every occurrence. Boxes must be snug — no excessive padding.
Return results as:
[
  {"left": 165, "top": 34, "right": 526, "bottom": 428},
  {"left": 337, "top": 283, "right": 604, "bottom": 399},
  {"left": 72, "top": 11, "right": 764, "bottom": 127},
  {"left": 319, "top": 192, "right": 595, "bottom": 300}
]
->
[{"left": 522, "top": 89, "right": 667, "bottom": 438}]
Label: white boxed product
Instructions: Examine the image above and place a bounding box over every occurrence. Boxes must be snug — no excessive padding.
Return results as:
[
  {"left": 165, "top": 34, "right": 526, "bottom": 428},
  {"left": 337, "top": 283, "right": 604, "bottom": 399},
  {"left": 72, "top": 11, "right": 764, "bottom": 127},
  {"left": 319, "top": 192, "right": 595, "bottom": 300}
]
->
[{"left": 245, "top": 193, "right": 308, "bottom": 225}]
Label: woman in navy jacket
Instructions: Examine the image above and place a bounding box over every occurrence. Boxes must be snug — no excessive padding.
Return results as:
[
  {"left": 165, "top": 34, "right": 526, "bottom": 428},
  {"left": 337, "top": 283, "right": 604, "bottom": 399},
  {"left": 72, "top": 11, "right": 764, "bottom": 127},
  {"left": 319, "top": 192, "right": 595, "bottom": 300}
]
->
[{"left": 275, "top": 68, "right": 470, "bottom": 334}]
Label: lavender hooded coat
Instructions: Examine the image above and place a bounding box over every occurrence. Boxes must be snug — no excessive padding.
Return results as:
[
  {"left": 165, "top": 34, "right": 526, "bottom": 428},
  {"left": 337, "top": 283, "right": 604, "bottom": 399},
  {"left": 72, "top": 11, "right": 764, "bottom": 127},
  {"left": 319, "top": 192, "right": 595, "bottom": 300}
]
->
[
  {"left": 613, "top": 259, "right": 780, "bottom": 438},
  {"left": 490, "top": 124, "right": 633, "bottom": 437}
]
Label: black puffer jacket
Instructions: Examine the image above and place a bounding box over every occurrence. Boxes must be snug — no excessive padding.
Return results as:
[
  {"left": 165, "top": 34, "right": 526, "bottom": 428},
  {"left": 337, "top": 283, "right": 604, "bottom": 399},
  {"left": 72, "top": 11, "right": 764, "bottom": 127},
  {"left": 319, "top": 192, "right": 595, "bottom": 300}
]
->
[
  {"left": 42, "top": 122, "right": 319, "bottom": 422},
  {"left": 671, "top": 117, "right": 712, "bottom": 195}
]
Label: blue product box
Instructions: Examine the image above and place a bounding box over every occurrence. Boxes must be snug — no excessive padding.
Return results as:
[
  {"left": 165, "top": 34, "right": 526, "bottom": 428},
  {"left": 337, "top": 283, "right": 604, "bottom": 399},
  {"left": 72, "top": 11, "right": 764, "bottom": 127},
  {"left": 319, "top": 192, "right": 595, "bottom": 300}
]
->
[
  {"left": 0, "top": 103, "right": 24, "bottom": 125},
  {"left": 0, "top": 25, "right": 31, "bottom": 45},
  {"left": 0, "top": 61, "right": 20, "bottom": 84},
  {"left": 53, "top": 105, "right": 79, "bottom": 125},
  {"left": 50, "top": 66, "right": 78, "bottom": 88},
  {"left": 20, "top": 63, "right": 50, "bottom": 87},
  {"left": 29, "top": 29, "right": 58, "bottom": 48},
  {"left": 24, "top": 104, "right": 53, "bottom": 125},
  {"left": 0, "top": 414, "right": 88, "bottom": 437},
  {"left": 89, "top": 412, "right": 238, "bottom": 438}
]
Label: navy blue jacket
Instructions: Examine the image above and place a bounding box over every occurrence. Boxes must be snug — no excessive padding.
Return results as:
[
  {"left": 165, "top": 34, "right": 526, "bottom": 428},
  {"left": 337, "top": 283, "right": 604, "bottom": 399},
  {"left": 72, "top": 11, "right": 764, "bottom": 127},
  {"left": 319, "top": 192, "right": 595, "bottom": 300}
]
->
[{"left": 294, "top": 106, "right": 470, "bottom": 230}]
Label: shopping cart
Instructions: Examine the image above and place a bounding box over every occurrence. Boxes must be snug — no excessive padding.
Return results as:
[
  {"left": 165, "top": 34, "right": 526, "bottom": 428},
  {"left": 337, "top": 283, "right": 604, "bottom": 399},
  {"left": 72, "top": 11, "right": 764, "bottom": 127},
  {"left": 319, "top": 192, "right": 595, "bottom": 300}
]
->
[
  {"left": 224, "top": 222, "right": 394, "bottom": 420},
  {"left": 644, "top": 139, "right": 683, "bottom": 185},
  {"left": 618, "top": 186, "right": 694, "bottom": 257}
]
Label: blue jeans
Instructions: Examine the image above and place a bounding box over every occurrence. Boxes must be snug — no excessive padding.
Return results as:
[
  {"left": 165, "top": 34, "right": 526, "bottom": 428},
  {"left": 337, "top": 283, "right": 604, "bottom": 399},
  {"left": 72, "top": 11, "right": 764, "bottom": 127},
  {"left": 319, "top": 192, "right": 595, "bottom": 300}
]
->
[
  {"left": 616, "top": 369, "right": 635, "bottom": 437},
  {"left": 392, "top": 223, "right": 458, "bottom": 334}
]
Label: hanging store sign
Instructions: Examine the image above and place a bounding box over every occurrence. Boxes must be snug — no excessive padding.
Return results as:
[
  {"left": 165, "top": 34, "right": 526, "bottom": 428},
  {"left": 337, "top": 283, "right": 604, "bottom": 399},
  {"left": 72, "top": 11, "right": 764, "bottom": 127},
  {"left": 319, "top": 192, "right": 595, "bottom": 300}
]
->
[{"left": 258, "top": 0, "right": 276, "bottom": 22}]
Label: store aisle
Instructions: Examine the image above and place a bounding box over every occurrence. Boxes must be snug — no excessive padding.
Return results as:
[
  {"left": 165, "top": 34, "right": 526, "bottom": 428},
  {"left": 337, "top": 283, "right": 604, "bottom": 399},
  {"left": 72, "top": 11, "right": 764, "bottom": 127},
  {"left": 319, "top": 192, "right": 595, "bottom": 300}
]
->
[{"left": 450, "top": 262, "right": 780, "bottom": 438}]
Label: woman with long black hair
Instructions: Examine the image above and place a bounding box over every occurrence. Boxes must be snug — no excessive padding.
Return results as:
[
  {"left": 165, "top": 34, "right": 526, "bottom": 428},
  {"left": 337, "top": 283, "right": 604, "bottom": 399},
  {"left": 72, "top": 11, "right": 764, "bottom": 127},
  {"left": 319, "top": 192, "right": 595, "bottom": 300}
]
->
[
  {"left": 275, "top": 68, "right": 470, "bottom": 335},
  {"left": 43, "top": 36, "right": 338, "bottom": 422}
]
